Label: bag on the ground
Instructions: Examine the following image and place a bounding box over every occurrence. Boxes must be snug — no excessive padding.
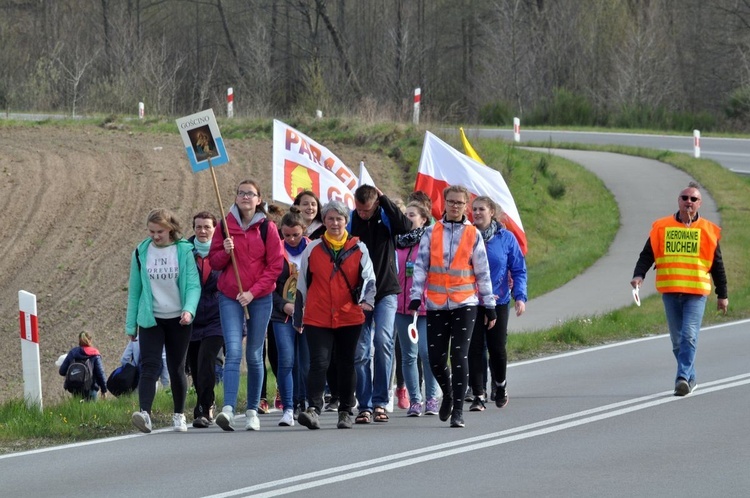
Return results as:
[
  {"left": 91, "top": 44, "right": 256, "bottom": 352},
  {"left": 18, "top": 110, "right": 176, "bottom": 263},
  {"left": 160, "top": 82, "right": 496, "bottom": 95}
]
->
[
  {"left": 64, "top": 358, "right": 94, "bottom": 395},
  {"left": 106, "top": 363, "right": 140, "bottom": 396}
]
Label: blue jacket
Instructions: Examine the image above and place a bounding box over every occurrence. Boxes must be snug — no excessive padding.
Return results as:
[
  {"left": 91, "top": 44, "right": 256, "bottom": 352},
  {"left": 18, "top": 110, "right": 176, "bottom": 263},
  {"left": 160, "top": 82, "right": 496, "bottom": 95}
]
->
[
  {"left": 58, "top": 346, "right": 107, "bottom": 394},
  {"left": 485, "top": 228, "right": 527, "bottom": 305},
  {"left": 125, "top": 238, "right": 201, "bottom": 336},
  {"left": 189, "top": 236, "right": 223, "bottom": 341}
]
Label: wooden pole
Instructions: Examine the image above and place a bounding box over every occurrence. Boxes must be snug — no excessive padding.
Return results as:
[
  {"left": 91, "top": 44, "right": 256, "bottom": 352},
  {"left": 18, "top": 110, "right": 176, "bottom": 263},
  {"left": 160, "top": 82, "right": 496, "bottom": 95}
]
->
[{"left": 208, "top": 156, "right": 249, "bottom": 319}]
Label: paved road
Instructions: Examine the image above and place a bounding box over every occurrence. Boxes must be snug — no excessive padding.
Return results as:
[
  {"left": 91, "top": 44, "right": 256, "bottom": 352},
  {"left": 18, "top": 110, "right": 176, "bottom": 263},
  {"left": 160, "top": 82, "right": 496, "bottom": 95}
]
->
[
  {"left": 509, "top": 149, "right": 719, "bottom": 332},
  {"left": 470, "top": 128, "right": 750, "bottom": 174},
  {"left": 2, "top": 320, "right": 748, "bottom": 497}
]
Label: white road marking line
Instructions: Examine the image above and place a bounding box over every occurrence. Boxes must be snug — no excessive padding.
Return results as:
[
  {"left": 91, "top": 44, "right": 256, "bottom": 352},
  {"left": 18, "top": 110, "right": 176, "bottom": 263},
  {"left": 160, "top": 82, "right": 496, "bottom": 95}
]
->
[{"left": 204, "top": 373, "right": 750, "bottom": 498}]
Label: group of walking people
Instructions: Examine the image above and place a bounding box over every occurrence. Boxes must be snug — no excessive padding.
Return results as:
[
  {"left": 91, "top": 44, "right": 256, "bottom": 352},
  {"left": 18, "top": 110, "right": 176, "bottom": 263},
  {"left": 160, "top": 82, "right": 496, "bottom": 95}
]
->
[{"left": 124, "top": 178, "right": 528, "bottom": 433}]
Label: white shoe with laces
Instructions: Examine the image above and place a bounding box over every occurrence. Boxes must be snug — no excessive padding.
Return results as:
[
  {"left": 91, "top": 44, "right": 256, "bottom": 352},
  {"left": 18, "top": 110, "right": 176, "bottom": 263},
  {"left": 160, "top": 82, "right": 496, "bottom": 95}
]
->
[
  {"left": 173, "top": 413, "right": 187, "bottom": 432},
  {"left": 278, "top": 409, "right": 295, "bottom": 427},
  {"left": 215, "top": 405, "right": 235, "bottom": 431},
  {"left": 245, "top": 409, "right": 260, "bottom": 431},
  {"left": 132, "top": 410, "right": 152, "bottom": 433}
]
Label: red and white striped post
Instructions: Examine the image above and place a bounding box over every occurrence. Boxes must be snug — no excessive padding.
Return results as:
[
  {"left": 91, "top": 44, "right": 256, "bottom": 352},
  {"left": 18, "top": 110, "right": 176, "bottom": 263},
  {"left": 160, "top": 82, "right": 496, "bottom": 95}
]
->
[
  {"left": 513, "top": 117, "right": 521, "bottom": 142},
  {"left": 19, "top": 290, "right": 42, "bottom": 410},
  {"left": 413, "top": 88, "right": 421, "bottom": 125},
  {"left": 693, "top": 129, "right": 700, "bottom": 158},
  {"left": 138, "top": 102, "right": 144, "bottom": 120},
  {"left": 227, "top": 87, "right": 234, "bottom": 118}
]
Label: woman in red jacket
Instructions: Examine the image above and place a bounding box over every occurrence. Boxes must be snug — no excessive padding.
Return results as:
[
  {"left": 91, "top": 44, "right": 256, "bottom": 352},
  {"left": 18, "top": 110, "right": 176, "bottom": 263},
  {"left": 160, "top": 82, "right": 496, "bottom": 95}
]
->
[
  {"left": 209, "top": 180, "right": 284, "bottom": 432},
  {"left": 293, "top": 200, "right": 376, "bottom": 430}
]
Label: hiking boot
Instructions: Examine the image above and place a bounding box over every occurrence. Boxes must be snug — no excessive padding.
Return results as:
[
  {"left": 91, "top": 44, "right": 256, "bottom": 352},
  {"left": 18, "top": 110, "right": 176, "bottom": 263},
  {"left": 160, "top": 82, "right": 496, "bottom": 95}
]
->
[
  {"left": 132, "top": 410, "right": 152, "bottom": 434},
  {"left": 258, "top": 399, "right": 270, "bottom": 414},
  {"left": 674, "top": 378, "right": 690, "bottom": 397},
  {"left": 215, "top": 405, "right": 235, "bottom": 431},
  {"left": 439, "top": 396, "right": 453, "bottom": 422},
  {"left": 298, "top": 407, "right": 321, "bottom": 430},
  {"left": 469, "top": 396, "right": 486, "bottom": 412},
  {"left": 245, "top": 409, "right": 260, "bottom": 431},
  {"left": 424, "top": 398, "right": 439, "bottom": 416},
  {"left": 173, "top": 413, "right": 187, "bottom": 432},
  {"left": 192, "top": 416, "right": 210, "bottom": 429},
  {"left": 407, "top": 402, "right": 423, "bottom": 417},
  {"left": 337, "top": 411, "right": 353, "bottom": 429},
  {"left": 396, "top": 387, "right": 409, "bottom": 410},
  {"left": 450, "top": 409, "right": 465, "bottom": 428},
  {"left": 278, "top": 409, "right": 295, "bottom": 427}
]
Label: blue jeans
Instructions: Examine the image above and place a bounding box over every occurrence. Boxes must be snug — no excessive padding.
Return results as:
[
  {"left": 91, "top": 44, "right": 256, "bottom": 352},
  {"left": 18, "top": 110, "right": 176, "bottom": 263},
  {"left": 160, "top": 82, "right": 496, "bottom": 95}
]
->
[
  {"left": 395, "top": 313, "right": 439, "bottom": 403},
  {"left": 354, "top": 294, "right": 398, "bottom": 411},
  {"left": 293, "top": 328, "right": 310, "bottom": 407},
  {"left": 272, "top": 319, "right": 298, "bottom": 411},
  {"left": 218, "top": 293, "right": 273, "bottom": 412},
  {"left": 662, "top": 293, "right": 707, "bottom": 383}
]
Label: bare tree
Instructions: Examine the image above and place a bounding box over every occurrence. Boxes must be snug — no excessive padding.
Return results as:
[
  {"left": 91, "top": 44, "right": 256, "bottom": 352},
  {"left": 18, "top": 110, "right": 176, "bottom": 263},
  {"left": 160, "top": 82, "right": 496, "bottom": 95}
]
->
[{"left": 53, "top": 42, "right": 101, "bottom": 117}]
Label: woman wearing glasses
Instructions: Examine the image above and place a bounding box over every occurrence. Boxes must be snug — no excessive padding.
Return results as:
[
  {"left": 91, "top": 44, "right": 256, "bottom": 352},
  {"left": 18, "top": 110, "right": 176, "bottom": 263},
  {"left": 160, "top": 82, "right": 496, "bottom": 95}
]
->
[
  {"left": 209, "top": 180, "right": 284, "bottom": 431},
  {"left": 408, "top": 185, "right": 496, "bottom": 428}
]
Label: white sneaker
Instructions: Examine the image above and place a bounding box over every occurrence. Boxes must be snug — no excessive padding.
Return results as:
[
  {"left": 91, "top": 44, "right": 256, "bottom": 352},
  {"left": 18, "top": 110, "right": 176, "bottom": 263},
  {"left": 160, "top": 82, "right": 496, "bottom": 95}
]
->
[
  {"left": 278, "top": 409, "right": 295, "bottom": 427},
  {"left": 385, "top": 389, "right": 394, "bottom": 413},
  {"left": 245, "top": 409, "right": 260, "bottom": 431},
  {"left": 215, "top": 405, "right": 235, "bottom": 432},
  {"left": 132, "top": 410, "right": 152, "bottom": 433},
  {"left": 173, "top": 413, "right": 187, "bottom": 432}
]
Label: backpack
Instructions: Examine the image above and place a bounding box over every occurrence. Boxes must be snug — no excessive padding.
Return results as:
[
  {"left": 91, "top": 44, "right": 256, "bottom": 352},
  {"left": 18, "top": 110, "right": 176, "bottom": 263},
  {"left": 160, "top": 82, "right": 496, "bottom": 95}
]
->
[
  {"left": 106, "top": 363, "right": 140, "bottom": 397},
  {"left": 64, "top": 358, "right": 94, "bottom": 395}
]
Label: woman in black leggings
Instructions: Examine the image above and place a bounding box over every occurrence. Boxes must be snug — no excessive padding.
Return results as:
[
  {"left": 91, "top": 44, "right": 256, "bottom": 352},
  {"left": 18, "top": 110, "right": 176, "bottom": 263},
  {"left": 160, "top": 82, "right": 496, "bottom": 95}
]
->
[{"left": 408, "top": 185, "right": 496, "bottom": 428}]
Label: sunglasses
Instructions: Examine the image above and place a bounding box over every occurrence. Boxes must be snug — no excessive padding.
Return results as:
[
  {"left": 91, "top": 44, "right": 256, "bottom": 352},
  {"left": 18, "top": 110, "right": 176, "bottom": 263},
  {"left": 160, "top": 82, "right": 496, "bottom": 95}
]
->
[{"left": 680, "top": 195, "right": 700, "bottom": 202}]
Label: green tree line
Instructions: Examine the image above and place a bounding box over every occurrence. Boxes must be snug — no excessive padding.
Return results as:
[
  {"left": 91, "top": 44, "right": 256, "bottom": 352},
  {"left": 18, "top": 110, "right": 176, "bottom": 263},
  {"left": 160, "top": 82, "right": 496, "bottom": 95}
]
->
[{"left": 1, "top": 0, "right": 749, "bottom": 130}]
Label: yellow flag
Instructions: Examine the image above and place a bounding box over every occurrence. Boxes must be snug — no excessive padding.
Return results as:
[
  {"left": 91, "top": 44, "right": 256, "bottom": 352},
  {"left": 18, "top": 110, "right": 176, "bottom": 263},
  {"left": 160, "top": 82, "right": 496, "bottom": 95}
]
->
[{"left": 459, "top": 127, "right": 486, "bottom": 165}]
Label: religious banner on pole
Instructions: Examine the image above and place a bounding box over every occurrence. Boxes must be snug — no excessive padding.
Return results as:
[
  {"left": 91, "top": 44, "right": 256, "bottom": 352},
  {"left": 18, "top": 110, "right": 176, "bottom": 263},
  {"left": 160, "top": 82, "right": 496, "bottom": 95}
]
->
[{"left": 176, "top": 109, "right": 229, "bottom": 172}]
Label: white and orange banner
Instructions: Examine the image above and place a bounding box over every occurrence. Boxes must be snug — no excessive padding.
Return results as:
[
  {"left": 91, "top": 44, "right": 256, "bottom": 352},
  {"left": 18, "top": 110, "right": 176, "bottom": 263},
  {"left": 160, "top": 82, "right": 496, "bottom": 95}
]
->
[
  {"left": 272, "top": 120, "right": 358, "bottom": 209},
  {"left": 415, "top": 131, "right": 527, "bottom": 254}
]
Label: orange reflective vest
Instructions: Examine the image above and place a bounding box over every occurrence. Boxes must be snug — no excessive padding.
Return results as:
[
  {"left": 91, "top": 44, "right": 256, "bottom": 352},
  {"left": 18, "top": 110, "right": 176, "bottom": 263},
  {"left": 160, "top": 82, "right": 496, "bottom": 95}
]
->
[
  {"left": 426, "top": 222, "right": 477, "bottom": 306},
  {"left": 649, "top": 216, "right": 720, "bottom": 295}
]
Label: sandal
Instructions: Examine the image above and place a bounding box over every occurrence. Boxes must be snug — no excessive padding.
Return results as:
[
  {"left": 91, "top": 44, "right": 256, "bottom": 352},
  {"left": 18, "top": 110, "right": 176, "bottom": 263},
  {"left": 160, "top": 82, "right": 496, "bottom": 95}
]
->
[
  {"left": 373, "top": 406, "right": 389, "bottom": 422},
  {"left": 355, "top": 411, "right": 372, "bottom": 424}
]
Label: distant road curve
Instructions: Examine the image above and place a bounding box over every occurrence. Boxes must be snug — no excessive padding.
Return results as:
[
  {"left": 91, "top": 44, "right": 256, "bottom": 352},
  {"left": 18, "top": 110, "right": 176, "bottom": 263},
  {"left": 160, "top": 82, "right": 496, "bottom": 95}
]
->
[{"left": 463, "top": 128, "right": 750, "bottom": 175}]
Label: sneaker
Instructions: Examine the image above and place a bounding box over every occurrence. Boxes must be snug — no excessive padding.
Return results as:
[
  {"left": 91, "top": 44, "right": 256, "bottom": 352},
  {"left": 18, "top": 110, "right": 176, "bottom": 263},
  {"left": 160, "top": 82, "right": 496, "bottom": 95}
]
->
[
  {"left": 274, "top": 390, "right": 283, "bottom": 411},
  {"left": 258, "top": 399, "right": 270, "bottom": 414},
  {"left": 688, "top": 379, "right": 698, "bottom": 394},
  {"left": 324, "top": 397, "right": 339, "bottom": 412},
  {"left": 490, "top": 385, "right": 497, "bottom": 402},
  {"left": 674, "top": 378, "right": 690, "bottom": 397},
  {"left": 132, "top": 410, "right": 152, "bottom": 433},
  {"left": 464, "top": 387, "right": 473, "bottom": 403},
  {"left": 278, "top": 409, "right": 295, "bottom": 427},
  {"left": 495, "top": 385, "right": 509, "bottom": 408},
  {"left": 439, "top": 396, "right": 453, "bottom": 422},
  {"left": 298, "top": 407, "right": 321, "bottom": 430},
  {"left": 337, "top": 411, "right": 353, "bottom": 429},
  {"left": 469, "top": 396, "right": 486, "bottom": 412},
  {"left": 215, "top": 405, "right": 235, "bottom": 432},
  {"left": 245, "top": 409, "right": 260, "bottom": 431},
  {"left": 293, "top": 405, "right": 301, "bottom": 420},
  {"left": 424, "top": 398, "right": 439, "bottom": 416},
  {"left": 385, "top": 389, "right": 395, "bottom": 413},
  {"left": 407, "top": 402, "right": 423, "bottom": 417},
  {"left": 450, "top": 409, "right": 465, "bottom": 428},
  {"left": 192, "top": 416, "right": 210, "bottom": 428},
  {"left": 396, "top": 387, "right": 409, "bottom": 410},
  {"left": 173, "top": 413, "right": 188, "bottom": 432}
]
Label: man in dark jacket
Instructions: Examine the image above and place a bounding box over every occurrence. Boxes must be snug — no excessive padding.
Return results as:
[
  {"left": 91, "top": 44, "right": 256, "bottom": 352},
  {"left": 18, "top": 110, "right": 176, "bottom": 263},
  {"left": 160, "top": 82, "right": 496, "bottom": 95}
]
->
[{"left": 348, "top": 185, "right": 410, "bottom": 422}]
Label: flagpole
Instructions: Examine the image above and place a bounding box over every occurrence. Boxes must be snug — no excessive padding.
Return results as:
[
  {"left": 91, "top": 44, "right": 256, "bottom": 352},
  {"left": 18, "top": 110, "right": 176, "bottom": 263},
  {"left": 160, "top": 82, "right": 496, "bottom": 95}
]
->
[{"left": 208, "top": 154, "right": 249, "bottom": 320}]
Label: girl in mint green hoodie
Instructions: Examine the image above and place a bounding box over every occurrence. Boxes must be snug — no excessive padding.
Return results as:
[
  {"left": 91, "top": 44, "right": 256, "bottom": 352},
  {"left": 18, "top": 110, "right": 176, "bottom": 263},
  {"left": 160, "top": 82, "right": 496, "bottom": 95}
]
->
[{"left": 126, "top": 208, "right": 200, "bottom": 433}]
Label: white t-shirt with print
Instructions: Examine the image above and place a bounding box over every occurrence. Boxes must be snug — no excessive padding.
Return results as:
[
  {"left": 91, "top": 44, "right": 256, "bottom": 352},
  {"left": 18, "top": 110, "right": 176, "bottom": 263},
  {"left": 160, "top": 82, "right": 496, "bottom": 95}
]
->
[{"left": 147, "top": 243, "right": 182, "bottom": 319}]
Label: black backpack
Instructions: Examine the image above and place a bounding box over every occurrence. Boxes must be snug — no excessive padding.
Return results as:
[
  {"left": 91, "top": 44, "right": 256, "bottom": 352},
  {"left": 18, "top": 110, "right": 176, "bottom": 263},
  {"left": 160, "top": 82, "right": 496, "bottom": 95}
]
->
[
  {"left": 106, "top": 363, "right": 140, "bottom": 397},
  {"left": 64, "top": 358, "right": 94, "bottom": 395}
]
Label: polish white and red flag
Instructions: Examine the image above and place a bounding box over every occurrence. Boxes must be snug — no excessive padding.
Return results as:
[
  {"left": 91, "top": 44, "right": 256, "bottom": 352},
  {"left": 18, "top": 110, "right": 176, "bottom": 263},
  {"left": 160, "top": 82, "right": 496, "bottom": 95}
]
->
[{"left": 415, "top": 131, "right": 527, "bottom": 254}]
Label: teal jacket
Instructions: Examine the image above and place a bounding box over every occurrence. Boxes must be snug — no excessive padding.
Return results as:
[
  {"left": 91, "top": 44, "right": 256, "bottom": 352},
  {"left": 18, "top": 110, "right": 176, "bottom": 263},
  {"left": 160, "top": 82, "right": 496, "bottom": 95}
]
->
[{"left": 125, "top": 238, "right": 201, "bottom": 336}]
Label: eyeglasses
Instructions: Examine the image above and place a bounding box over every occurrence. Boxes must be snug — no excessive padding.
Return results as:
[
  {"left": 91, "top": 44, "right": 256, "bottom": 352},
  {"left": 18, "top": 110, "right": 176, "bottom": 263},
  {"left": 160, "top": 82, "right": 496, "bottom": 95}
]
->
[
  {"left": 237, "top": 191, "right": 259, "bottom": 199},
  {"left": 680, "top": 195, "right": 700, "bottom": 202},
  {"left": 446, "top": 200, "right": 466, "bottom": 207}
]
